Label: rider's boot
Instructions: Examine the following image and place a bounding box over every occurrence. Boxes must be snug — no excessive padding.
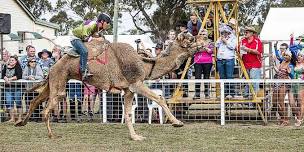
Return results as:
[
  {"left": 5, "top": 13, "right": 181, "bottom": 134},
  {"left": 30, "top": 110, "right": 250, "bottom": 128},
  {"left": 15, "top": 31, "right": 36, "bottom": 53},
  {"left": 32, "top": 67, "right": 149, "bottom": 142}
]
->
[{"left": 82, "top": 68, "right": 93, "bottom": 81}]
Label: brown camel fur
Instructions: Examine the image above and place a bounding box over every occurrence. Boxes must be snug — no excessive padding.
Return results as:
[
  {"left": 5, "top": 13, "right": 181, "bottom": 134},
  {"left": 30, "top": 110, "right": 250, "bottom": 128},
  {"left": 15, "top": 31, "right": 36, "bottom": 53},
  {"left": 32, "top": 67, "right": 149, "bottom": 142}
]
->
[{"left": 15, "top": 32, "right": 201, "bottom": 140}]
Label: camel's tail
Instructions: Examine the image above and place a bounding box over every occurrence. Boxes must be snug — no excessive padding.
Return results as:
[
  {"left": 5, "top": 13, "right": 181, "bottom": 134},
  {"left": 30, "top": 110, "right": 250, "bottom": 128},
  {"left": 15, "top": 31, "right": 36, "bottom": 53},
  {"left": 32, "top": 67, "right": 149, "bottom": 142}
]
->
[{"left": 15, "top": 79, "right": 50, "bottom": 127}]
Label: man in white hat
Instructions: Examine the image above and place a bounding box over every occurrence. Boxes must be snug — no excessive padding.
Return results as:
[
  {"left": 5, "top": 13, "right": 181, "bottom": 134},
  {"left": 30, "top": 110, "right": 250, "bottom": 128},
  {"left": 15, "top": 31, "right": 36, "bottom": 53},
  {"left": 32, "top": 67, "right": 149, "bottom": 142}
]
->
[
  {"left": 215, "top": 24, "right": 237, "bottom": 99},
  {"left": 240, "top": 26, "right": 263, "bottom": 99}
]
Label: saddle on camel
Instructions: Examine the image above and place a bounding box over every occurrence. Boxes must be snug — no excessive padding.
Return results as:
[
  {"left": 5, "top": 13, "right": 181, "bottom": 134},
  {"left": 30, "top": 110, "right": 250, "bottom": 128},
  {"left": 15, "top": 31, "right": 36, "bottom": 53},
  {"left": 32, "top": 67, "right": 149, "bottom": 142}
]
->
[{"left": 15, "top": 31, "right": 204, "bottom": 141}]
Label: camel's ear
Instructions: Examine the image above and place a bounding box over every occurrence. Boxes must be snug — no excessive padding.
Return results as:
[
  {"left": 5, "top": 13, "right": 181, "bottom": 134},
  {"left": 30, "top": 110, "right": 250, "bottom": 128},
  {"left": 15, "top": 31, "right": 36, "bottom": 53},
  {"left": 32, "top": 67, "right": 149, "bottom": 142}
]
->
[{"left": 177, "top": 32, "right": 185, "bottom": 41}]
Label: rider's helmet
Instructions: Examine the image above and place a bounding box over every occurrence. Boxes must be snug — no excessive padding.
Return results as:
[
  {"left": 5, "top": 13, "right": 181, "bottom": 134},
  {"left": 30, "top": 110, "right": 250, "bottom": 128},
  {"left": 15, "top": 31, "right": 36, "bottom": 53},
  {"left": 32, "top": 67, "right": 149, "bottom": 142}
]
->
[{"left": 97, "top": 13, "right": 112, "bottom": 24}]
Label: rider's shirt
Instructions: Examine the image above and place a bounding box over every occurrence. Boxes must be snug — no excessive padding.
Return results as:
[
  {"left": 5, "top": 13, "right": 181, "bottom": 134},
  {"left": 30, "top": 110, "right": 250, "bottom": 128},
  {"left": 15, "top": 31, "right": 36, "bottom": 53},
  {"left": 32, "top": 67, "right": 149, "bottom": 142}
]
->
[{"left": 72, "top": 20, "right": 98, "bottom": 41}]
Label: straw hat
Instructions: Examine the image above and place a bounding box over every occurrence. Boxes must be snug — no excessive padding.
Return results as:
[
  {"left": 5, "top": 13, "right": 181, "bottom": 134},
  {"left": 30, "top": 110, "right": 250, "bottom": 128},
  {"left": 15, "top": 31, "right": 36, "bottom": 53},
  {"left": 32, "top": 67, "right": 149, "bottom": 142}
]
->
[
  {"left": 244, "top": 26, "right": 257, "bottom": 33},
  {"left": 228, "top": 18, "right": 237, "bottom": 27}
]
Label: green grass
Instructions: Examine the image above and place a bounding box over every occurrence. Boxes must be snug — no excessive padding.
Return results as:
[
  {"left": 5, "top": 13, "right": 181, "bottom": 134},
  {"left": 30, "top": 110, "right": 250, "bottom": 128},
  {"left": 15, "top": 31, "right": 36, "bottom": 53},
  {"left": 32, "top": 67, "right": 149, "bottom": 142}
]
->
[{"left": 0, "top": 122, "right": 304, "bottom": 152}]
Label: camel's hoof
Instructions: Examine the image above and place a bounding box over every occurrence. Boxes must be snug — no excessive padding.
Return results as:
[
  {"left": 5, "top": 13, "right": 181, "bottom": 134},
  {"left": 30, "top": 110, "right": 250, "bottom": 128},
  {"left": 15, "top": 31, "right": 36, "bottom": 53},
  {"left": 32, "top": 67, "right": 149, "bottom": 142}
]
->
[
  {"left": 48, "top": 133, "right": 62, "bottom": 139},
  {"left": 131, "top": 134, "right": 146, "bottom": 141},
  {"left": 172, "top": 121, "right": 184, "bottom": 127},
  {"left": 15, "top": 120, "right": 27, "bottom": 127}
]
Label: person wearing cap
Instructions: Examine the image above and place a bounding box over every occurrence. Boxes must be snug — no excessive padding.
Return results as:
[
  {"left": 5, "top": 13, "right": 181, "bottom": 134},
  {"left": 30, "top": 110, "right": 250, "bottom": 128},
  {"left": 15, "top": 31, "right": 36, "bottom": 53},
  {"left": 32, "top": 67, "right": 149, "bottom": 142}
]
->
[
  {"left": 38, "top": 49, "right": 55, "bottom": 78},
  {"left": 215, "top": 24, "right": 237, "bottom": 99},
  {"left": 240, "top": 26, "right": 263, "bottom": 99},
  {"left": 187, "top": 12, "right": 202, "bottom": 36},
  {"left": 19, "top": 45, "right": 43, "bottom": 70},
  {"left": 71, "top": 13, "right": 112, "bottom": 80}
]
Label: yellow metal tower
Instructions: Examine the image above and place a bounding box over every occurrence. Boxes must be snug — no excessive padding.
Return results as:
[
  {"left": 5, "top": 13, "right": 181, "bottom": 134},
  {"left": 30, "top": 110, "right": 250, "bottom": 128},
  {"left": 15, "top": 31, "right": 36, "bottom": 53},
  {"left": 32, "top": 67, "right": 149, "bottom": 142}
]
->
[{"left": 168, "top": 0, "right": 266, "bottom": 123}]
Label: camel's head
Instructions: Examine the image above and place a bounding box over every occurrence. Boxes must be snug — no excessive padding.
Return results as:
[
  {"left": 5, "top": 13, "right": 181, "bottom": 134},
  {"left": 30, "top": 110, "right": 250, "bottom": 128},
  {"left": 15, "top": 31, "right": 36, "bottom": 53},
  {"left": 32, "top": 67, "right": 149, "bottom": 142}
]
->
[
  {"left": 162, "top": 32, "right": 199, "bottom": 56},
  {"left": 176, "top": 32, "right": 196, "bottom": 48}
]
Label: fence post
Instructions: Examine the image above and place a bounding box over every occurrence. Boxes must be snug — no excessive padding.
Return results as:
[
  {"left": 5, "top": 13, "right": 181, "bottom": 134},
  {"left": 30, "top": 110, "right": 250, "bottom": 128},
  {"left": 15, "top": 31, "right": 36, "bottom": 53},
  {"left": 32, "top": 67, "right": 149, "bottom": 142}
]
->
[
  {"left": 102, "top": 90, "right": 107, "bottom": 123},
  {"left": 220, "top": 81, "right": 225, "bottom": 126}
]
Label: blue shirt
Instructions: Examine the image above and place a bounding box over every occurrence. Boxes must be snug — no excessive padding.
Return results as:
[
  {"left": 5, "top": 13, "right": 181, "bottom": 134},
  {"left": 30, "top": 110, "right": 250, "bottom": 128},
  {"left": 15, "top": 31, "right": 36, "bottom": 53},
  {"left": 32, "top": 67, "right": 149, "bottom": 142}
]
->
[{"left": 216, "top": 34, "right": 237, "bottom": 59}]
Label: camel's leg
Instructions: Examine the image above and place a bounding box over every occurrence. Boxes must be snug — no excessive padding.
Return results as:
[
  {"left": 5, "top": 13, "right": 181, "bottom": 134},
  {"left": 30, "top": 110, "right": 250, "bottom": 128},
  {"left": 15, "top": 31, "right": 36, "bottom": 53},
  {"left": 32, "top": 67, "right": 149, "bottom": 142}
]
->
[
  {"left": 43, "top": 96, "right": 63, "bottom": 139},
  {"left": 15, "top": 87, "right": 49, "bottom": 127},
  {"left": 123, "top": 88, "right": 145, "bottom": 141},
  {"left": 130, "top": 82, "right": 183, "bottom": 127}
]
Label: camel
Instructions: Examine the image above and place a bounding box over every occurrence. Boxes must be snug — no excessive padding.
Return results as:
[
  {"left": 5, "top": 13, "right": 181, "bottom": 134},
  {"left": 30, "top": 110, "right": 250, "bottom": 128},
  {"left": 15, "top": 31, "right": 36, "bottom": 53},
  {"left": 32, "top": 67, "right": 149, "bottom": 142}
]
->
[{"left": 15, "top": 32, "right": 202, "bottom": 140}]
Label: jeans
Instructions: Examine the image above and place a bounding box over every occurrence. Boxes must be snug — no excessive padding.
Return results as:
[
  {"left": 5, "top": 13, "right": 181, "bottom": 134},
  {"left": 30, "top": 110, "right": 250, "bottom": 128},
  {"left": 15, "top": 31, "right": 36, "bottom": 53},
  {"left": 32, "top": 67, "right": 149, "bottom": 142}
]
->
[
  {"left": 5, "top": 89, "right": 22, "bottom": 109},
  {"left": 194, "top": 63, "right": 212, "bottom": 96},
  {"left": 217, "top": 59, "right": 235, "bottom": 96},
  {"left": 71, "top": 39, "right": 88, "bottom": 73},
  {"left": 244, "top": 68, "right": 261, "bottom": 96}
]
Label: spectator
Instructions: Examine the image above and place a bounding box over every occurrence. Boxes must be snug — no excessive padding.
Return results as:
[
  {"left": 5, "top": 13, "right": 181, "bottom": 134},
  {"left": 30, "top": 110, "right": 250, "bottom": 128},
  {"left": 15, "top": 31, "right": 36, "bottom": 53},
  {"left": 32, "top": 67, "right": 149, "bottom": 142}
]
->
[
  {"left": 216, "top": 24, "right": 237, "bottom": 99},
  {"left": 154, "top": 43, "right": 163, "bottom": 57},
  {"left": 240, "top": 26, "right": 263, "bottom": 99},
  {"left": 206, "top": 18, "right": 214, "bottom": 40},
  {"left": 22, "top": 57, "right": 44, "bottom": 80},
  {"left": 164, "top": 29, "right": 176, "bottom": 49},
  {"left": 176, "top": 21, "right": 193, "bottom": 97},
  {"left": 1, "top": 48, "right": 10, "bottom": 66},
  {"left": 83, "top": 83, "right": 97, "bottom": 121},
  {"left": 187, "top": 12, "right": 202, "bottom": 36},
  {"left": 178, "top": 21, "right": 190, "bottom": 34},
  {"left": 2, "top": 55, "right": 23, "bottom": 122},
  {"left": 67, "top": 82, "right": 83, "bottom": 122},
  {"left": 0, "top": 48, "right": 11, "bottom": 76},
  {"left": 19, "top": 45, "right": 42, "bottom": 69},
  {"left": 294, "top": 50, "right": 304, "bottom": 126},
  {"left": 193, "top": 29, "right": 214, "bottom": 99},
  {"left": 38, "top": 49, "right": 55, "bottom": 78},
  {"left": 52, "top": 45, "right": 63, "bottom": 62},
  {"left": 272, "top": 50, "right": 292, "bottom": 126}
]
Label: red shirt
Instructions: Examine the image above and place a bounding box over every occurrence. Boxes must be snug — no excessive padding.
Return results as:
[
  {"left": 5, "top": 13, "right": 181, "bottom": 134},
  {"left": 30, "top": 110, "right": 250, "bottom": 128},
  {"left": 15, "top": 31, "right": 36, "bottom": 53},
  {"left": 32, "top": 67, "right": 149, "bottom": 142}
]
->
[{"left": 241, "top": 36, "right": 263, "bottom": 69}]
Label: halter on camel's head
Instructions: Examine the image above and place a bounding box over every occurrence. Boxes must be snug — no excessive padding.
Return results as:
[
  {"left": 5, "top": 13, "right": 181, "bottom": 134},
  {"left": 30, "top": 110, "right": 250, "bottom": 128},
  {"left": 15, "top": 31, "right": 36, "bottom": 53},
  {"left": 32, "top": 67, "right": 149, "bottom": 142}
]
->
[{"left": 161, "top": 32, "right": 203, "bottom": 56}]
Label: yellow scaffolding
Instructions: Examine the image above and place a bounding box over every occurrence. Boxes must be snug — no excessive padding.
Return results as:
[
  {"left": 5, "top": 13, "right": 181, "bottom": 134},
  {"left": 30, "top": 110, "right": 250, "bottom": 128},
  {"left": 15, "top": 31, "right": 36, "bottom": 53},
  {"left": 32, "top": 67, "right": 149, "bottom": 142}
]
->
[{"left": 168, "top": 0, "right": 266, "bottom": 123}]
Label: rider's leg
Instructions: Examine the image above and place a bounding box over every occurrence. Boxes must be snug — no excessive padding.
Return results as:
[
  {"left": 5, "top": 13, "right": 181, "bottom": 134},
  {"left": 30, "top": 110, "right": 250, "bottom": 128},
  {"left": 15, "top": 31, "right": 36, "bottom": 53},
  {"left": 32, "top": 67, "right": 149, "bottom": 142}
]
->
[{"left": 71, "top": 39, "right": 93, "bottom": 79}]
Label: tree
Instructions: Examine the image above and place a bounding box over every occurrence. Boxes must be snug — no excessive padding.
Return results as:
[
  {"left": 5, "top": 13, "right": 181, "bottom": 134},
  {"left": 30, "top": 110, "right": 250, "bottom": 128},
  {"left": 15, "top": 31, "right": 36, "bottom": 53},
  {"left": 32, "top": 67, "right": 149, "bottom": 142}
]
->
[
  {"left": 21, "top": 0, "right": 52, "bottom": 18},
  {"left": 49, "top": 11, "right": 75, "bottom": 35},
  {"left": 122, "top": 0, "right": 189, "bottom": 42}
]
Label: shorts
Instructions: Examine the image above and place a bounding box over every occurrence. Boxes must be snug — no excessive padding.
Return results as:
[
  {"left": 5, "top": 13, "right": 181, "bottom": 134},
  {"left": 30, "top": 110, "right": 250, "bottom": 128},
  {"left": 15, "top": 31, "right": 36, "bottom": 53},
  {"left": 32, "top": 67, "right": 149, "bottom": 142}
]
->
[{"left": 84, "top": 85, "right": 96, "bottom": 96}]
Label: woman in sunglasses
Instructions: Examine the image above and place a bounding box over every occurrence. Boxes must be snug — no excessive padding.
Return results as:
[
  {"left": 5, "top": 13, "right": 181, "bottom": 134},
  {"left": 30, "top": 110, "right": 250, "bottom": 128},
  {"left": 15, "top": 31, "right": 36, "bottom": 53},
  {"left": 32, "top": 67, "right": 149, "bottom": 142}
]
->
[{"left": 22, "top": 57, "right": 44, "bottom": 81}]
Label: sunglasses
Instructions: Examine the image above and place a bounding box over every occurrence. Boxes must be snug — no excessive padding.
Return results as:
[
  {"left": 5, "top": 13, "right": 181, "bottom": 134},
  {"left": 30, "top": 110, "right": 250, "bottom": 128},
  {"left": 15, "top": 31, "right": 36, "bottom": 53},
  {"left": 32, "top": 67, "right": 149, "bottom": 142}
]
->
[
  {"left": 280, "top": 48, "right": 287, "bottom": 50},
  {"left": 29, "top": 61, "right": 36, "bottom": 63}
]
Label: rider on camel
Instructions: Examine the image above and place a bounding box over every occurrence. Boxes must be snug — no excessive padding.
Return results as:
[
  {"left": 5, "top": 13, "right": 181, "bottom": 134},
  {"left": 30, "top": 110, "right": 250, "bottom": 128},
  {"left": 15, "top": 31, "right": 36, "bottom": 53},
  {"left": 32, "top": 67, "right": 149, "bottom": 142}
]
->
[{"left": 71, "top": 13, "right": 112, "bottom": 80}]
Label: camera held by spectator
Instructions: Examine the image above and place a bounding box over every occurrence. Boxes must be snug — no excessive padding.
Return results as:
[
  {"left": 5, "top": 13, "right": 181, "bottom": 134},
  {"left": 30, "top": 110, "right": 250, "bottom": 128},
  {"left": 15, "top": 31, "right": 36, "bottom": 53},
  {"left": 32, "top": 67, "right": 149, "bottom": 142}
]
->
[{"left": 135, "top": 39, "right": 141, "bottom": 44}]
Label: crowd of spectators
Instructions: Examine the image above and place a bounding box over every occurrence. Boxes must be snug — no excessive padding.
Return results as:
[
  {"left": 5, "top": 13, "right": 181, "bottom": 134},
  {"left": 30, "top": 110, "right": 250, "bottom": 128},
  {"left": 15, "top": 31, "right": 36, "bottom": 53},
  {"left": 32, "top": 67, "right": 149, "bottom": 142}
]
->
[
  {"left": 2, "top": 10, "right": 304, "bottom": 126},
  {"left": 0, "top": 44, "right": 98, "bottom": 123}
]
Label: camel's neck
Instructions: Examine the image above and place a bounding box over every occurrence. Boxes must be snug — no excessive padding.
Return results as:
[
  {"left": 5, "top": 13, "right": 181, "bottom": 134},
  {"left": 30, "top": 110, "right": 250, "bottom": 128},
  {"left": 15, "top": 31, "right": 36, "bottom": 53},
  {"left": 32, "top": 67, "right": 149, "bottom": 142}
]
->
[{"left": 146, "top": 45, "right": 189, "bottom": 80}]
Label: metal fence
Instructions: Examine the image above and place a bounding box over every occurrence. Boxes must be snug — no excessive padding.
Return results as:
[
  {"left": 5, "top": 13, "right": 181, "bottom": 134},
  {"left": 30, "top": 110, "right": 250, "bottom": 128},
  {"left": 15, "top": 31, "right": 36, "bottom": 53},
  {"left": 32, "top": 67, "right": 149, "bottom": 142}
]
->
[{"left": 0, "top": 79, "right": 303, "bottom": 126}]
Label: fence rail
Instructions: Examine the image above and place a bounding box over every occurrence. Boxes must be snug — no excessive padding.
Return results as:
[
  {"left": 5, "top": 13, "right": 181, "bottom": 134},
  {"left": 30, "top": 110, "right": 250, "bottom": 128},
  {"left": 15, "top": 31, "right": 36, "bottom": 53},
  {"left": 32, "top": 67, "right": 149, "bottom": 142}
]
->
[{"left": 0, "top": 79, "right": 303, "bottom": 126}]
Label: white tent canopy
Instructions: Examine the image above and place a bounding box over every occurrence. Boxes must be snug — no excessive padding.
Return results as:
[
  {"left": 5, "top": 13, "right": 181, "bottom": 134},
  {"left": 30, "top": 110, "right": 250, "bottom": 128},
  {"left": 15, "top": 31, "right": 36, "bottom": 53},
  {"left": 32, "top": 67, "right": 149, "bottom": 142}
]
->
[{"left": 260, "top": 7, "right": 304, "bottom": 41}]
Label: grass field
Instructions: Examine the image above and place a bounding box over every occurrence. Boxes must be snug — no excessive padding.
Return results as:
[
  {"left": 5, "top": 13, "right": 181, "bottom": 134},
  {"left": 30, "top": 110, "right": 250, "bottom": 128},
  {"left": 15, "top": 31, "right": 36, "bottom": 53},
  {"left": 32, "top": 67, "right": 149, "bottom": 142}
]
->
[{"left": 0, "top": 122, "right": 304, "bottom": 152}]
